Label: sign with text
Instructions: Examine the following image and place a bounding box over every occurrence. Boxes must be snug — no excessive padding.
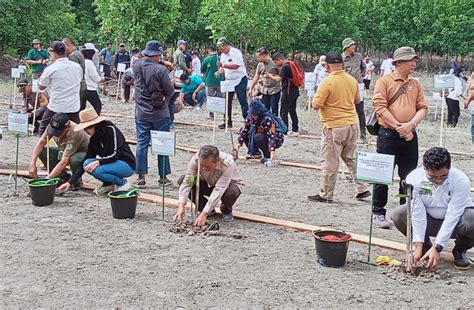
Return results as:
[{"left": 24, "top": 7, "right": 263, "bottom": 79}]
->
[
  {"left": 307, "top": 89, "right": 315, "bottom": 98},
  {"left": 304, "top": 72, "right": 316, "bottom": 83},
  {"left": 151, "top": 131, "right": 176, "bottom": 156},
  {"left": 432, "top": 92, "right": 442, "bottom": 101},
  {"left": 356, "top": 151, "right": 395, "bottom": 185},
  {"left": 18, "top": 65, "right": 26, "bottom": 73},
  {"left": 207, "top": 96, "right": 226, "bottom": 114},
  {"left": 32, "top": 79, "right": 39, "bottom": 92},
  {"left": 117, "top": 63, "right": 126, "bottom": 73},
  {"left": 11, "top": 68, "right": 21, "bottom": 78},
  {"left": 434, "top": 75, "right": 454, "bottom": 89},
  {"left": 8, "top": 112, "right": 29, "bottom": 135},
  {"left": 220, "top": 80, "right": 239, "bottom": 93},
  {"left": 99, "top": 65, "right": 104, "bottom": 73}
]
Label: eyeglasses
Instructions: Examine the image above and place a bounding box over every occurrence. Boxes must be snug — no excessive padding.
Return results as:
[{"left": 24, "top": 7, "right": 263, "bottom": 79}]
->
[{"left": 426, "top": 171, "right": 448, "bottom": 181}]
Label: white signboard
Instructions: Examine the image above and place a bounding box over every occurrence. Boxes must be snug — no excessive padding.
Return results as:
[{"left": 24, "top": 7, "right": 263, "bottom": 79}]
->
[
  {"left": 356, "top": 151, "right": 395, "bottom": 185},
  {"left": 174, "top": 69, "right": 184, "bottom": 78},
  {"left": 8, "top": 112, "right": 29, "bottom": 135},
  {"left": 432, "top": 92, "right": 442, "bottom": 101},
  {"left": 307, "top": 89, "right": 315, "bottom": 98},
  {"left": 220, "top": 80, "right": 239, "bottom": 93},
  {"left": 11, "top": 68, "right": 21, "bottom": 78},
  {"left": 434, "top": 75, "right": 454, "bottom": 89},
  {"left": 207, "top": 96, "right": 226, "bottom": 114},
  {"left": 117, "top": 63, "right": 126, "bottom": 73},
  {"left": 304, "top": 72, "right": 316, "bottom": 83},
  {"left": 32, "top": 79, "right": 39, "bottom": 92},
  {"left": 99, "top": 65, "right": 104, "bottom": 73},
  {"left": 18, "top": 65, "right": 27, "bottom": 73},
  {"left": 151, "top": 131, "right": 176, "bottom": 156},
  {"left": 304, "top": 81, "right": 314, "bottom": 91}
]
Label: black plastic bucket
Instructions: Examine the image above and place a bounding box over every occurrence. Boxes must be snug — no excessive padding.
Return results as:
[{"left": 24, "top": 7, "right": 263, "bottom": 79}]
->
[
  {"left": 28, "top": 178, "right": 58, "bottom": 206},
  {"left": 108, "top": 191, "right": 138, "bottom": 219},
  {"left": 313, "top": 230, "right": 352, "bottom": 267}
]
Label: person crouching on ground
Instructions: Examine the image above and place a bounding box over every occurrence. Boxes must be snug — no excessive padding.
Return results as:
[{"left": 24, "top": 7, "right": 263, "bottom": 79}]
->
[
  {"left": 178, "top": 72, "right": 207, "bottom": 110},
  {"left": 234, "top": 99, "right": 284, "bottom": 164},
  {"left": 57, "top": 108, "right": 136, "bottom": 196},
  {"left": 173, "top": 145, "right": 245, "bottom": 226},
  {"left": 392, "top": 147, "right": 474, "bottom": 270}
]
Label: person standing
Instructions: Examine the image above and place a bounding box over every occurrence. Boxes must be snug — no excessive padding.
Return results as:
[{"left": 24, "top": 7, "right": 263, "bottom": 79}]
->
[
  {"left": 37, "top": 41, "right": 82, "bottom": 135},
  {"left": 26, "top": 39, "right": 49, "bottom": 79},
  {"left": 130, "top": 48, "right": 141, "bottom": 67},
  {"left": 81, "top": 44, "right": 103, "bottom": 114},
  {"left": 379, "top": 53, "right": 394, "bottom": 77},
  {"left": 268, "top": 52, "right": 300, "bottom": 136},
  {"left": 313, "top": 55, "right": 328, "bottom": 90},
  {"left": 191, "top": 52, "right": 201, "bottom": 76},
  {"left": 201, "top": 45, "right": 222, "bottom": 98},
  {"left": 173, "top": 40, "right": 191, "bottom": 74},
  {"left": 309, "top": 51, "right": 370, "bottom": 203},
  {"left": 342, "top": 38, "right": 366, "bottom": 142},
  {"left": 114, "top": 43, "right": 131, "bottom": 73},
  {"left": 63, "top": 37, "right": 86, "bottom": 109},
  {"left": 449, "top": 57, "right": 458, "bottom": 75},
  {"left": 132, "top": 40, "right": 175, "bottom": 188},
  {"left": 446, "top": 68, "right": 466, "bottom": 127},
  {"left": 248, "top": 47, "right": 281, "bottom": 116},
  {"left": 372, "top": 46, "right": 428, "bottom": 228},
  {"left": 363, "top": 55, "right": 375, "bottom": 91},
  {"left": 463, "top": 72, "right": 474, "bottom": 143},
  {"left": 99, "top": 42, "right": 113, "bottom": 92},
  {"left": 215, "top": 37, "right": 249, "bottom": 129}
]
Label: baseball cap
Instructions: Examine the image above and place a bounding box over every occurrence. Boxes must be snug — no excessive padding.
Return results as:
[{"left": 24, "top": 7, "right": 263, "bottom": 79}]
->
[
  {"left": 49, "top": 41, "right": 66, "bottom": 53},
  {"left": 177, "top": 39, "right": 187, "bottom": 46},
  {"left": 325, "top": 51, "right": 343, "bottom": 64},
  {"left": 119, "top": 43, "right": 125, "bottom": 47},
  {"left": 47, "top": 113, "right": 70, "bottom": 137},
  {"left": 216, "top": 37, "right": 229, "bottom": 47}
]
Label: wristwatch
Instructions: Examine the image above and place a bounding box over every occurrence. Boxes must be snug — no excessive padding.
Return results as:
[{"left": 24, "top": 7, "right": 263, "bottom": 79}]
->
[
  {"left": 434, "top": 244, "right": 443, "bottom": 253},
  {"left": 411, "top": 119, "right": 417, "bottom": 128}
]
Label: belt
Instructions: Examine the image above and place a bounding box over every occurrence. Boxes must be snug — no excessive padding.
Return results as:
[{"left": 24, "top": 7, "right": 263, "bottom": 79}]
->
[{"left": 379, "top": 126, "right": 416, "bottom": 140}]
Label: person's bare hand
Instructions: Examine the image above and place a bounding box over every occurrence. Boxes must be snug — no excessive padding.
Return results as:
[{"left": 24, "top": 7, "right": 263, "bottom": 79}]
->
[
  {"left": 396, "top": 122, "right": 415, "bottom": 138},
  {"left": 421, "top": 247, "right": 440, "bottom": 270},
  {"left": 28, "top": 161, "right": 38, "bottom": 179},
  {"left": 57, "top": 182, "right": 70, "bottom": 192},
  {"left": 404, "top": 131, "right": 414, "bottom": 141},
  {"left": 173, "top": 205, "right": 186, "bottom": 221},
  {"left": 84, "top": 160, "right": 100, "bottom": 173},
  {"left": 192, "top": 92, "right": 197, "bottom": 101},
  {"left": 247, "top": 89, "right": 253, "bottom": 98},
  {"left": 194, "top": 211, "right": 208, "bottom": 227}
]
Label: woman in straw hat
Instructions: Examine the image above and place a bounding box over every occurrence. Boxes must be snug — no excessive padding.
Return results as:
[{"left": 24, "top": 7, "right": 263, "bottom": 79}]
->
[{"left": 57, "top": 108, "right": 136, "bottom": 195}]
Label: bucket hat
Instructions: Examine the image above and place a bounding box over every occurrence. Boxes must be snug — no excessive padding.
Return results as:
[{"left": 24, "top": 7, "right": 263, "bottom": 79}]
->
[
  {"left": 342, "top": 38, "right": 357, "bottom": 50},
  {"left": 31, "top": 39, "right": 42, "bottom": 46},
  {"left": 74, "top": 108, "right": 107, "bottom": 131},
  {"left": 392, "top": 46, "right": 420, "bottom": 64},
  {"left": 142, "top": 40, "right": 163, "bottom": 56}
]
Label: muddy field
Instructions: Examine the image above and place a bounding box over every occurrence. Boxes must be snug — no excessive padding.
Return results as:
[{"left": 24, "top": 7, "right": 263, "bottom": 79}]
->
[{"left": 1, "top": 79, "right": 473, "bottom": 308}]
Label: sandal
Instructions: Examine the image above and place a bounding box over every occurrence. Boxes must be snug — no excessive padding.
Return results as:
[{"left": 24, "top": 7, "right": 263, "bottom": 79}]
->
[
  {"left": 245, "top": 153, "right": 263, "bottom": 160},
  {"left": 132, "top": 178, "right": 147, "bottom": 188}
]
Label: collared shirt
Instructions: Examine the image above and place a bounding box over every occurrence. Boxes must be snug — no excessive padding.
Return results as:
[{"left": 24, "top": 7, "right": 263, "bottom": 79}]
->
[
  {"left": 85, "top": 59, "right": 101, "bottom": 90},
  {"left": 313, "top": 63, "right": 328, "bottom": 87},
  {"left": 39, "top": 58, "right": 82, "bottom": 113},
  {"left": 380, "top": 58, "right": 394, "bottom": 76},
  {"left": 99, "top": 48, "right": 113, "bottom": 65},
  {"left": 447, "top": 76, "right": 464, "bottom": 101},
  {"left": 178, "top": 152, "right": 245, "bottom": 213},
  {"left": 373, "top": 70, "right": 428, "bottom": 128},
  {"left": 180, "top": 74, "right": 203, "bottom": 94},
  {"left": 114, "top": 50, "right": 131, "bottom": 69},
  {"left": 201, "top": 53, "right": 221, "bottom": 86},
  {"left": 256, "top": 59, "right": 281, "bottom": 95},
  {"left": 312, "top": 70, "right": 360, "bottom": 128},
  {"left": 173, "top": 49, "right": 187, "bottom": 71},
  {"left": 342, "top": 51, "right": 365, "bottom": 83},
  {"left": 191, "top": 57, "right": 201, "bottom": 76},
  {"left": 364, "top": 60, "right": 375, "bottom": 80},
  {"left": 68, "top": 49, "right": 86, "bottom": 91},
  {"left": 220, "top": 46, "right": 247, "bottom": 81},
  {"left": 41, "top": 122, "right": 89, "bottom": 158},
  {"left": 26, "top": 48, "right": 50, "bottom": 73},
  {"left": 407, "top": 167, "right": 473, "bottom": 248}
]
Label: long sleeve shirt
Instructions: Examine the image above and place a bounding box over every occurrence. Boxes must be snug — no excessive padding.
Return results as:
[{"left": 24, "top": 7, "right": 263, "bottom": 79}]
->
[
  {"left": 406, "top": 167, "right": 473, "bottom": 248},
  {"left": 447, "top": 76, "right": 464, "bottom": 101},
  {"left": 178, "top": 152, "right": 245, "bottom": 214},
  {"left": 237, "top": 114, "right": 284, "bottom": 151},
  {"left": 85, "top": 59, "right": 101, "bottom": 90}
]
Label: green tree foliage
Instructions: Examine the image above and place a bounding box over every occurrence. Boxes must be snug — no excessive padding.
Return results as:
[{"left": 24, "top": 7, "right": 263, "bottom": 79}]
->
[{"left": 169, "top": 0, "right": 212, "bottom": 48}]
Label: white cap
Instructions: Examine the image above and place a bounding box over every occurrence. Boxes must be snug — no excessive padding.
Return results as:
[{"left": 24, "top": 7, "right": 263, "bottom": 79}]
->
[{"left": 83, "top": 42, "right": 98, "bottom": 52}]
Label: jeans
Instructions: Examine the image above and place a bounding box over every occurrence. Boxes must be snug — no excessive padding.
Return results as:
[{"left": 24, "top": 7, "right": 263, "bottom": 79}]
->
[
  {"left": 356, "top": 101, "right": 366, "bottom": 138},
  {"left": 38, "top": 108, "right": 80, "bottom": 136},
  {"left": 84, "top": 158, "right": 134, "bottom": 186},
  {"left": 373, "top": 127, "right": 419, "bottom": 215},
  {"left": 81, "top": 90, "right": 102, "bottom": 114},
  {"left": 135, "top": 118, "right": 171, "bottom": 177},
  {"left": 280, "top": 91, "right": 299, "bottom": 133},
  {"left": 446, "top": 98, "right": 460, "bottom": 127},
  {"left": 261, "top": 91, "right": 281, "bottom": 116},
  {"left": 471, "top": 114, "right": 474, "bottom": 144},
  {"left": 225, "top": 76, "right": 249, "bottom": 123},
  {"left": 243, "top": 132, "right": 271, "bottom": 158},
  {"left": 183, "top": 88, "right": 207, "bottom": 107},
  {"left": 39, "top": 147, "right": 85, "bottom": 182}
]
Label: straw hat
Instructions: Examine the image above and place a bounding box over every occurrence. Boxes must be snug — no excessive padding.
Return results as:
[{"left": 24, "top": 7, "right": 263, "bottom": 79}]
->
[{"left": 74, "top": 108, "right": 107, "bottom": 131}]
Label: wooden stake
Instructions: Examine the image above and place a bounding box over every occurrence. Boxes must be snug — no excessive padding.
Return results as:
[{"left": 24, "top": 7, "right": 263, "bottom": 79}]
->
[
  {"left": 31, "top": 91, "right": 39, "bottom": 134},
  {"left": 439, "top": 88, "right": 445, "bottom": 146},
  {"left": 46, "top": 136, "right": 50, "bottom": 174},
  {"left": 115, "top": 72, "right": 122, "bottom": 104},
  {"left": 195, "top": 157, "right": 201, "bottom": 220},
  {"left": 225, "top": 92, "right": 229, "bottom": 133}
]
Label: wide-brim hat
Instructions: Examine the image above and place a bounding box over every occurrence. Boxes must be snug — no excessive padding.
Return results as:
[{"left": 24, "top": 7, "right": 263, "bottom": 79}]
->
[
  {"left": 342, "top": 38, "right": 357, "bottom": 50},
  {"left": 142, "top": 40, "right": 163, "bottom": 56},
  {"left": 392, "top": 46, "right": 420, "bottom": 64},
  {"left": 74, "top": 108, "right": 107, "bottom": 131},
  {"left": 32, "top": 39, "right": 42, "bottom": 46}
]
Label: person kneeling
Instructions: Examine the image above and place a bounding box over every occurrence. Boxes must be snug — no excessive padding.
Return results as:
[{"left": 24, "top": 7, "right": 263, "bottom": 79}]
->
[
  {"left": 173, "top": 145, "right": 245, "bottom": 226},
  {"left": 234, "top": 99, "right": 284, "bottom": 164},
  {"left": 57, "top": 108, "right": 136, "bottom": 196},
  {"left": 392, "top": 147, "right": 474, "bottom": 270},
  {"left": 29, "top": 113, "right": 89, "bottom": 190}
]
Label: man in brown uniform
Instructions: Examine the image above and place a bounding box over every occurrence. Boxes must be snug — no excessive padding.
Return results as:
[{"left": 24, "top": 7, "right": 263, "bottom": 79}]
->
[{"left": 372, "top": 46, "right": 428, "bottom": 228}]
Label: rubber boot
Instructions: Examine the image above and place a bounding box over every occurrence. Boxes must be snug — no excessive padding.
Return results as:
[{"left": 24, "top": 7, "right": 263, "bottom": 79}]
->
[{"left": 452, "top": 235, "right": 473, "bottom": 270}]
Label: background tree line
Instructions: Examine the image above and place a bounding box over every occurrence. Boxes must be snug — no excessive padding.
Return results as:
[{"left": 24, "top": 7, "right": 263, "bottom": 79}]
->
[{"left": 1, "top": 0, "right": 472, "bottom": 66}]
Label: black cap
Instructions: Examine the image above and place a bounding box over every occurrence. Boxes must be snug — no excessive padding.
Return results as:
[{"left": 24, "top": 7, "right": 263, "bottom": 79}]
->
[
  {"left": 47, "top": 113, "right": 70, "bottom": 137},
  {"left": 49, "top": 41, "right": 66, "bottom": 54},
  {"left": 325, "top": 51, "right": 343, "bottom": 64}
]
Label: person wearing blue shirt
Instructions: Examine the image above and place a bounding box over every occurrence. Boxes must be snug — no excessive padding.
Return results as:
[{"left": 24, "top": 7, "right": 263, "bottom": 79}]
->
[{"left": 179, "top": 73, "right": 207, "bottom": 110}]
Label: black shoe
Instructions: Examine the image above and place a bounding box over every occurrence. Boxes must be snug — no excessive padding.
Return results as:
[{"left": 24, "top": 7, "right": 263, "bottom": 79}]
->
[
  {"left": 71, "top": 181, "right": 83, "bottom": 191},
  {"left": 218, "top": 122, "right": 232, "bottom": 129},
  {"left": 356, "top": 190, "right": 371, "bottom": 200},
  {"left": 452, "top": 246, "right": 471, "bottom": 270},
  {"left": 307, "top": 194, "right": 333, "bottom": 203}
]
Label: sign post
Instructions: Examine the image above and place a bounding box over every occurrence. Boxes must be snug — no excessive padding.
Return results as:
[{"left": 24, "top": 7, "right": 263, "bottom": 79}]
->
[
  {"left": 11, "top": 68, "right": 21, "bottom": 109},
  {"left": 8, "top": 112, "right": 29, "bottom": 192},
  {"left": 207, "top": 96, "right": 226, "bottom": 144},
  {"left": 151, "top": 130, "right": 176, "bottom": 220},
  {"left": 115, "top": 63, "right": 126, "bottom": 103},
  {"left": 356, "top": 151, "right": 395, "bottom": 262},
  {"left": 31, "top": 79, "right": 40, "bottom": 134},
  {"left": 220, "top": 80, "right": 237, "bottom": 133},
  {"left": 434, "top": 75, "right": 454, "bottom": 147},
  {"left": 304, "top": 72, "right": 316, "bottom": 110}
]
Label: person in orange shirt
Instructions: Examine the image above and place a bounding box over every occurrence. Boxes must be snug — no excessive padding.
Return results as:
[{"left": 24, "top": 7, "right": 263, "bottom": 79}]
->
[{"left": 371, "top": 46, "right": 428, "bottom": 229}]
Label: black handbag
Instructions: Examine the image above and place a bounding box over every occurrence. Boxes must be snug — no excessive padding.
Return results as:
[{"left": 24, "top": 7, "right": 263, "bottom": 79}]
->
[{"left": 366, "top": 81, "right": 410, "bottom": 136}]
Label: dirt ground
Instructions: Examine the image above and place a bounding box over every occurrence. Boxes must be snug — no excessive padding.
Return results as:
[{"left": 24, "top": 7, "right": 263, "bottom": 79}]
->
[{"left": 0, "top": 78, "right": 473, "bottom": 308}]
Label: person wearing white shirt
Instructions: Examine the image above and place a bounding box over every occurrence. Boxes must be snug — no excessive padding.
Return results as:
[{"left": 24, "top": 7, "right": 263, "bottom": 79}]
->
[
  {"left": 362, "top": 56, "right": 375, "bottom": 90},
  {"left": 392, "top": 147, "right": 474, "bottom": 270},
  {"left": 313, "top": 55, "right": 328, "bottom": 89},
  {"left": 81, "top": 44, "right": 103, "bottom": 114},
  {"left": 379, "top": 53, "right": 394, "bottom": 77},
  {"left": 191, "top": 52, "right": 202, "bottom": 76},
  {"left": 38, "top": 41, "right": 82, "bottom": 135},
  {"left": 445, "top": 68, "right": 466, "bottom": 127},
  {"left": 215, "top": 37, "right": 249, "bottom": 129}
]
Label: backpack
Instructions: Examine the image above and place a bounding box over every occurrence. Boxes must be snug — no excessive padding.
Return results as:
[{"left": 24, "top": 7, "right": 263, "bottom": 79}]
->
[
  {"left": 265, "top": 111, "right": 287, "bottom": 134},
  {"left": 286, "top": 60, "right": 304, "bottom": 88}
]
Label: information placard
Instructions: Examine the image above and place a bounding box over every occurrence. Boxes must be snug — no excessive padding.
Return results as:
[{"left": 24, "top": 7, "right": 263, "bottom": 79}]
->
[
  {"left": 432, "top": 92, "right": 442, "bottom": 101},
  {"left": 207, "top": 96, "right": 226, "bottom": 114},
  {"left": 220, "top": 80, "right": 238, "bottom": 93},
  {"left": 18, "top": 65, "right": 27, "bottom": 73},
  {"left": 117, "top": 63, "right": 126, "bottom": 73},
  {"left": 434, "top": 75, "right": 454, "bottom": 89},
  {"left": 307, "top": 89, "right": 315, "bottom": 98},
  {"left": 151, "top": 131, "right": 176, "bottom": 156},
  {"left": 304, "top": 72, "right": 316, "bottom": 83},
  {"left": 8, "top": 112, "right": 29, "bottom": 135},
  {"left": 356, "top": 151, "right": 395, "bottom": 185},
  {"left": 32, "top": 79, "right": 39, "bottom": 92},
  {"left": 11, "top": 68, "right": 21, "bottom": 78},
  {"left": 99, "top": 65, "right": 104, "bottom": 73}
]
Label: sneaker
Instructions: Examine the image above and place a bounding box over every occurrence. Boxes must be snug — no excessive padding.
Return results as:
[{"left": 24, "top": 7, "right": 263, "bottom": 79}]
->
[
  {"left": 194, "top": 106, "right": 202, "bottom": 111},
  {"left": 373, "top": 214, "right": 391, "bottom": 229},
  {"left": 222, "top": 213, "right": 234, "bottom": 222},
  {"left": 307, "top": 194, "right": 334, "bottom": 203},
  {"left": 287, "top": 131, "right": 300, "bottom": 137},
  {"left": 71, "top": 180, "right": 83, "bottom": 191},
  {"left": 132, "top": 178, "right": 147, "bottom": 188},
  {"left": 218, "top": 122, "right": 233, "bottom": 129},
  {"left": 452, "top": 247, "right": 471, "bottom": 270},
  {"left": 260, "top": 157, "right": 271, "bottom": 164},
  {"left": 94, "top": 183, "right": 115, "bottom": 197},
  {"left": 356, "top": 190, "right": 371, "bottom": 200},
  {"left": 158, "top": 177, "right": 172, "bottom": 186},
  {"left": 116, "top": 180, "right": 131, "bottom": 192},
  {"left": 245, "top": 153, "right": 263, "bottom": 160}
]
